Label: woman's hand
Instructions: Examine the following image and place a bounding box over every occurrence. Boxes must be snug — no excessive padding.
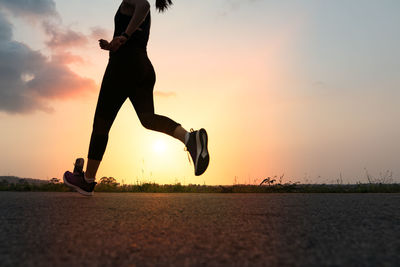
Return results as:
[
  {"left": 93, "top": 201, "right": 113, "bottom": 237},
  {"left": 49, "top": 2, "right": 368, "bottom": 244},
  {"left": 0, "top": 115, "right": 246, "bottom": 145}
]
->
[
  {"left": 109, "top": 36, "right": 128, "bottom": 52},
  {"left": 99, "top": 39, "right": 111, "bottom": 50}
]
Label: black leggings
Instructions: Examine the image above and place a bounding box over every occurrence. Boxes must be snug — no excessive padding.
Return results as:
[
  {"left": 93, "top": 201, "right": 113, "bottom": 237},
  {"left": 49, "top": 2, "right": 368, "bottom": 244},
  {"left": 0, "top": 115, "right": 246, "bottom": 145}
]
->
[{"left": 88, "top": 48, "right": 180, "bottom": 161}]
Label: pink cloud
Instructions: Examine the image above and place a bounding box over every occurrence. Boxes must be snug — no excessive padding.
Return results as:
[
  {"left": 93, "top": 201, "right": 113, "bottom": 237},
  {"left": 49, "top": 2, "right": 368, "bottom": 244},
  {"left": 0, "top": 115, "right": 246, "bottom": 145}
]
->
[
  {"left": 0, "top": 11, "right": 96, "bottom": 114},
  {"left": 42, "top": 21, "right": 88, "bottom": 50}
]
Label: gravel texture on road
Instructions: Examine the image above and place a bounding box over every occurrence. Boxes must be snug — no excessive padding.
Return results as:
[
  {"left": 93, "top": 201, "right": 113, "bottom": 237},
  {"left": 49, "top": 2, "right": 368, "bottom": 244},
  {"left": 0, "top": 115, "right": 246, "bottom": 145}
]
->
[{"left": 0, "top": 192, "right": 399, "bottom": 266}]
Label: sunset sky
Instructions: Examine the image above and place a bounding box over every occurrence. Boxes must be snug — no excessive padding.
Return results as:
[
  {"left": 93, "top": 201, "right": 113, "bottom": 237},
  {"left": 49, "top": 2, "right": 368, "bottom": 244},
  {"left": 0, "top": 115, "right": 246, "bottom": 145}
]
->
[{"left": 0, "top": 0, "right": 399, "bottom": 185}]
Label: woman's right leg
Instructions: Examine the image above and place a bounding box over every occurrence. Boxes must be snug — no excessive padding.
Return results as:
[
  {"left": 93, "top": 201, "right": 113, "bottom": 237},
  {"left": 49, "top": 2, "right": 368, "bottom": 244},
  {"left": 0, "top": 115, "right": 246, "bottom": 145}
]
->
[
  {"left": 86, "top": 62, "right": 127, "bottom": 181},
  {"left": 173, "top": 125, "right": 189, "bottom": 143}
]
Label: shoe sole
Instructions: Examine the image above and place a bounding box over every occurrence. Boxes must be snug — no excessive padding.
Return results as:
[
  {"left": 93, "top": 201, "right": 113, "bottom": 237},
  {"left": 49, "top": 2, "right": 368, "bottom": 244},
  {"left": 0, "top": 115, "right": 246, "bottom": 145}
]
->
[
  {"left": 195, "top": 128, "right": 209, "bottom": 176},
  {"left": 63, "top": 173, "right": 94, "bottom": 197}
]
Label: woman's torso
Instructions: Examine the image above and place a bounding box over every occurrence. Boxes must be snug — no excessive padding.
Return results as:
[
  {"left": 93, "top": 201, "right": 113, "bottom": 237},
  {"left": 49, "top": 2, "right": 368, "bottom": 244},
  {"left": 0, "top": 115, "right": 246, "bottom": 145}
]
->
[{"left": 111, "top": 2, "right": 151, "bottom": 55}]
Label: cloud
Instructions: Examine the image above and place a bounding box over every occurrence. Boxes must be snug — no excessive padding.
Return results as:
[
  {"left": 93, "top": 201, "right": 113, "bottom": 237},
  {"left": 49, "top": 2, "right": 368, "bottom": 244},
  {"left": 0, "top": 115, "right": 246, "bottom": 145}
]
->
[
  {"left": 42, "top": 23, "right": 111, "bottom": 52},
  {"left": 51, "top": 51, "right": 84, "bottom": 65},
  {"left": 312, "top": 81, "right": 326, "bottom": 88},
  {"left": 42, "top": 21, "right": 88, "bottom": 49},
  {"left": 0, "top": 0, "right": 92, "bottom": 51},
  {"left": 217, "top": 0, "right": 261, "bottom": 17},
  {"left": 26, "top": 59, "right": 95, "bottom": 99},
  {"left": 0, "top": 0, "right": 57, "bottom": 16},
  {"left": 0, "top": 11, "right": 96, "bottom": 114},
  {"left": 51, "top": 51, "right": 85, "bottom": 65},
  {"left": 154, "top": 91, "right": 176, "bottom": 98},
  {"left": 90, "top": 26, "right": 111, "bottom": 40},
  {"left": 0, "top": 7, "right": 11, "bottom": 39}
]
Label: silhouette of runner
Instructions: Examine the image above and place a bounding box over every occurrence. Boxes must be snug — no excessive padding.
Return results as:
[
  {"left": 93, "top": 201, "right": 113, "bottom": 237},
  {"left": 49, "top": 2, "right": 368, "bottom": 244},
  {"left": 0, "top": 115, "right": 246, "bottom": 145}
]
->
[{"left": 63, "top": 0, "right": 209, "bottom": 196}]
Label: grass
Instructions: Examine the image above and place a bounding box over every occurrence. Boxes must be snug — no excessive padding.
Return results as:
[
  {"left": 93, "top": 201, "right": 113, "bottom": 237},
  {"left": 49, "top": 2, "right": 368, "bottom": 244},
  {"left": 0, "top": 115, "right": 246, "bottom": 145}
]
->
[{"left": 1, "top": 179, "right": 399, "bottom": 193}]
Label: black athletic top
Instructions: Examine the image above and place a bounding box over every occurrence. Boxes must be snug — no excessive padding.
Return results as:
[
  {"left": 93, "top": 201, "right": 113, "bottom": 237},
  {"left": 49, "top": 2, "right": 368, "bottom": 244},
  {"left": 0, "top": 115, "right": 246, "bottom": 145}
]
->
[{"left": 112, "top": 5, "right": 151, "bottom": 53}]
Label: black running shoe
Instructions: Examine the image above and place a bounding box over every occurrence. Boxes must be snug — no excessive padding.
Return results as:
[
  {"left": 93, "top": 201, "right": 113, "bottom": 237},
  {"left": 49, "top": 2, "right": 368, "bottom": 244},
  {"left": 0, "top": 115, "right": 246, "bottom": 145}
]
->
[
  {"left": 185, "top": 128, "right": 209, "bottom": 176},
  {"left": 63, "top": 171, "right": 96, "bottom": 196},
  {"left": 73, "top": 158, "right": 84, "bottom": 175}
]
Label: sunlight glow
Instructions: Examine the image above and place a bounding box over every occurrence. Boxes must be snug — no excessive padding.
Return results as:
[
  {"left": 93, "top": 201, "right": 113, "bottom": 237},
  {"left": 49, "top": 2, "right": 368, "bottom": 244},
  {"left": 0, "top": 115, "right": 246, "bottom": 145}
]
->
[{"left": 153, "top": 139, "right": 167, "bottom": 154}]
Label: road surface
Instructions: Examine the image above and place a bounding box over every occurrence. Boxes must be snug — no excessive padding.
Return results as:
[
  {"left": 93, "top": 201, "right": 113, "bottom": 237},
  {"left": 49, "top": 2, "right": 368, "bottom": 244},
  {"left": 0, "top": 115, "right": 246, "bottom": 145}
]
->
[{"left": 0, "top": 192, "right": 399, "bottom": 266}]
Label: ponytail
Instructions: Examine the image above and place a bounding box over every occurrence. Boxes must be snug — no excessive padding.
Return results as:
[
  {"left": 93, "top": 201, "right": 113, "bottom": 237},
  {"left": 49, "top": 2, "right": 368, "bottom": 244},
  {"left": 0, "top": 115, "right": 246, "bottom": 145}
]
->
[{"left": 155, "top": 0, "right": 173, "bottom": 12}]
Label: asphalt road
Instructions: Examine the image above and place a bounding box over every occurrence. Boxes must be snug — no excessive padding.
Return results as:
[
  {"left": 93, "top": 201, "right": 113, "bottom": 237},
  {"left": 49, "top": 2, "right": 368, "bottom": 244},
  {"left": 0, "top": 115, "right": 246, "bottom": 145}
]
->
[{"left": 0, "top": 192, "right": 399, "bottom": 266}]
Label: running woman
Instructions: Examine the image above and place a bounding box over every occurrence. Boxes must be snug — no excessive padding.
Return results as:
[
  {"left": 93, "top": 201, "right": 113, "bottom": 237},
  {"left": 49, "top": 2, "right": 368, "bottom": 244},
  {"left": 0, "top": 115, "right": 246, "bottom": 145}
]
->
[{"left": 63, "top": 0, "right": 209, "bottom": 196}]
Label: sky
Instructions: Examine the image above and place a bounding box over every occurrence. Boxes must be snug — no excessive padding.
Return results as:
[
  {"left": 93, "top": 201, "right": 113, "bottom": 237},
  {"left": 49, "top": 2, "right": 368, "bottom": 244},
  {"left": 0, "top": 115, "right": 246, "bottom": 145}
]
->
[{"left": 0, "top": 0, "right": 399, "bottom": 185}]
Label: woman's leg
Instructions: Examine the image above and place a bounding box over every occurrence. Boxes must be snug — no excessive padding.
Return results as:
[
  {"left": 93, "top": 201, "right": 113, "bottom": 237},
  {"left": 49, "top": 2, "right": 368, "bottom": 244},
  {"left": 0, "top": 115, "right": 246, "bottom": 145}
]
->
[
  {"left": 127, "top": 55, "right": 209, "bottom": 175},
  {"left": 173, "top": 125, "right": 189, "bottom": 143},
  {"left": 136, "top": 112, "right": 187, "bottom": 143},
  {"left": 128, "top": 56, "right": 189, "bottom": 143},
  {"left": 86, "top": 62, "right": 127, "bottom": 180},
  {"left": 85, "top": 159, "right": 101, "bottom": 182},
  {"left": 129, "top": 88, "right": 189, "bottom": 144}
]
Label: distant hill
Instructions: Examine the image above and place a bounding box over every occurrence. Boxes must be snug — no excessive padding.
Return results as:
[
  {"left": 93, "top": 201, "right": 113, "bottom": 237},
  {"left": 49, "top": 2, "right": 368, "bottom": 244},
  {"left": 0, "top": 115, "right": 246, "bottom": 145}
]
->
[{"left": 0, "top": 176, "right": 48, "bottom": 184}]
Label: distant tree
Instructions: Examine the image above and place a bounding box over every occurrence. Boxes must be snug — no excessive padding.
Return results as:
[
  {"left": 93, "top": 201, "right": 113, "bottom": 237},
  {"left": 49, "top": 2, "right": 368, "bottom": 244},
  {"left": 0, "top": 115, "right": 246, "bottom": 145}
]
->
[
  {"left": 0, "top": 179, "right": 9, "bottom": 190},
  {"left": 18, "top": 178, "right": 27, "bottom": 184},
  {"left": 49, "top": 178, "right": 60, "bottom": 184},
  {"left": 99, "top": 177, "right": 119, "bottom": 186}
]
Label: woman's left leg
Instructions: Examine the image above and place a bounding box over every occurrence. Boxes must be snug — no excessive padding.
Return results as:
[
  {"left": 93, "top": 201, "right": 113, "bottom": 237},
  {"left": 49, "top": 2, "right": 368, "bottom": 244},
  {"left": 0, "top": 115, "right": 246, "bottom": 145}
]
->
[
  {"left": 137, "top": 112, "right": 186, "bottom": 142},
  {"left": 129, "top": 84, "right": 209, "bottom": 176},
  {"left": 127, "top": 53, "right": 209, "bottom": 175},
  {"left": 128, "top": 74, "right": 188, "bottom": 143}
]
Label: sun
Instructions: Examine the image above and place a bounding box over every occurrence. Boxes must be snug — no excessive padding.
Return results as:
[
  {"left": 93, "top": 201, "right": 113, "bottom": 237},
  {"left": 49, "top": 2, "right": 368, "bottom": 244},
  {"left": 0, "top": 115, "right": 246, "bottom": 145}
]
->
[{"left": 153, "top": 139, "right": 167, "bottom": 154}]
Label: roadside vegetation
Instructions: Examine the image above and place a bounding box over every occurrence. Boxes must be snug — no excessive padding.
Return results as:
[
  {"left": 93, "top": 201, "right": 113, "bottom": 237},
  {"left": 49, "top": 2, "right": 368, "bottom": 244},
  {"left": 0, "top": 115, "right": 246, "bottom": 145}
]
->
[{"left": 1, "top": 174, "right": 399, "bottom": 193}]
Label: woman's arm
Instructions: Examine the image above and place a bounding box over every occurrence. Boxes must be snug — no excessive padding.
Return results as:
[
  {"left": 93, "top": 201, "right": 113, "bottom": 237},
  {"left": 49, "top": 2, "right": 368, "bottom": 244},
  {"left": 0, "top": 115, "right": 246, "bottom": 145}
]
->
[
  {"left": 123, "top": 0, "right": 150, "bottom": 36},
  {"left": 109, "top": 0, "right": 150, "bottom": 52}
]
